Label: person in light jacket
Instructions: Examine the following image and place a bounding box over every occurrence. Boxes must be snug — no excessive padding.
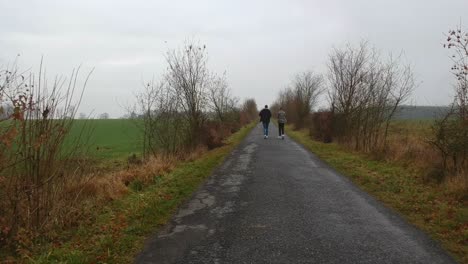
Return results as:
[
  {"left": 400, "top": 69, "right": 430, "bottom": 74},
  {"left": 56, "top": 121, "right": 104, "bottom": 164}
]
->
[{"left": 277, "top": 107, "right": 286, "bottom": 140}]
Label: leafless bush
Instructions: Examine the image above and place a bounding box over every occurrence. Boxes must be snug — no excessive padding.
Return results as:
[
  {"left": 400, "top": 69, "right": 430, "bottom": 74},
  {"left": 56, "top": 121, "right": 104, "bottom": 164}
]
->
[
  {"left": 327, "top": 41, "right": 415, "bottom": 151},
  {"left": 445, "top": 24, "right": 468, "bottom": 120},
  {"left": 271, "top": 88, "right": 294, "bottom": 123},
  {"left": 429, "top": 24, "right": 468, "bottom": 180},
  {"left": 135, "top": 42, "right": 244, "bottom": 157},
  {"left": 429, "top": 108, "right": 467, "bottom": 175},
  {"left": 135, "top": 80, "right": 185, "bottom": 158},
  {"left": 271, "top": 71, "right": 324, "bottom": 130},
  {"left": 165, "top": 42, "right": 210, "bottom": 146},
  {"left": 208, "top": 73, "right": 239, "bottom": 123},
  {"left": 292, "top": 71, "right": 324, "bottom": 128},
  {"left": 310, "top": 111, "right": 334, "bottom": 143},
  {"left": 0, "top": 61, "right": 92, "bottom": 249},
  {"left": 240, "top": 98, "right": 258, "bottom": 124}
]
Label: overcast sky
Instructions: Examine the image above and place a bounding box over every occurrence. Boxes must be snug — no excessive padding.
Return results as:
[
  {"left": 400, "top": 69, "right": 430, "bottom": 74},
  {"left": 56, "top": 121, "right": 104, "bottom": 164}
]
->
[{"left": 1, "top": 0, "right": 467, "bottom": 117}]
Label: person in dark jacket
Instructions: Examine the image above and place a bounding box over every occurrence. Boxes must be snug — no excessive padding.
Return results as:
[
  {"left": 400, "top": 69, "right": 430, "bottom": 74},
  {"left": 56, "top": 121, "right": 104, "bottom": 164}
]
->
[{"left": 259, "top": 105, "right": 272, "bottom": 139}]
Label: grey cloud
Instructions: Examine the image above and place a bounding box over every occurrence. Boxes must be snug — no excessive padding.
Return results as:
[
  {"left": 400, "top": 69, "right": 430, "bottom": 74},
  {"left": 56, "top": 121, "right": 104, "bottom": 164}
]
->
[{"left": 0, "top": 0, "right": 467, "bottom": 117}]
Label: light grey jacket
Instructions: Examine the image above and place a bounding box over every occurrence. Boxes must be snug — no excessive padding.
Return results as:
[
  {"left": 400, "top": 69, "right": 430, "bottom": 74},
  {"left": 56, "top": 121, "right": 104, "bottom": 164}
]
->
[{"left": 277, "top": 110, "right": 287, "bottom": 124}]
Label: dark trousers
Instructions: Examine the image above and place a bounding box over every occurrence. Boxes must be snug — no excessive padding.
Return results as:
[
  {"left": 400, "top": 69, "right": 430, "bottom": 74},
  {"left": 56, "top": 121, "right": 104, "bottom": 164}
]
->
[{"left": 278, "top": 123, "right": 285, "bottom": 136}]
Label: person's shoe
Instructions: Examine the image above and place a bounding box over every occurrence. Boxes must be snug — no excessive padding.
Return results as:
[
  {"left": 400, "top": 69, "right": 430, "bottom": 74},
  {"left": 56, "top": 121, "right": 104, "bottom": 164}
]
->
[
  {"left": 282, "top": 135, "right": 285, "bottom": 140},
  {"left": 266, "top": 135, "right": 268, "bottom": 139},
  {"left": 264, "top": 135, "right": 267, "bottom": 139}
]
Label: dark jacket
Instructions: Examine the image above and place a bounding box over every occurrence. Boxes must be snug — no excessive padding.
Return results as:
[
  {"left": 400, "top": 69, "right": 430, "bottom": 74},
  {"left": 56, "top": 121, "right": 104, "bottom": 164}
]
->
[{"left": 259, "top": 108, "right": 272, "bottom": 123}]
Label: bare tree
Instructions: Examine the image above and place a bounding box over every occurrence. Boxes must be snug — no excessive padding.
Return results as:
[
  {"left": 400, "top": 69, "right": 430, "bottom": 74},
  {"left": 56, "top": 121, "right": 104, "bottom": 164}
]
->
[
  {"left": 445, "top": 25, "right": 468, "bottom": 120},
  {"left": 135, "top": 80, "right": 185, "bottom": 158},
  {"left": 430, "top": 24, "right": 468, "bottom": 177},
  {"left": 240, "top": 98, "right": 258, "bottom": 123},
  {"left": 327, "top": 41, "right": 415, "bottom": 151},
  {"left": 208, "top": 73, "right": 238, "bottom": 122},
  {"left": 99, "top": 112, "right": 109, "bottom": 119},
  {"left": 292, "top": 71, "right": 324, "bottom": 128},
  {"left": 328, "top": 42, "right": 369, "bottom": 118},
  {"left": 165, "top": 42, "right": 210, "bottom": 146},
  {"left": 135, "top": 41, "right": 246, "bottom": 156}
]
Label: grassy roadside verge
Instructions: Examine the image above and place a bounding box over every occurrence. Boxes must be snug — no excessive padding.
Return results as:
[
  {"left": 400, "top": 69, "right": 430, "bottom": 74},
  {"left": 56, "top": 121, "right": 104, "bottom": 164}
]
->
[
  {"left": 29, "top": 122, "right": 256, "bottom": 264},
  {"left": 286, "top": 125, "right": 467, "bottom": 264}
]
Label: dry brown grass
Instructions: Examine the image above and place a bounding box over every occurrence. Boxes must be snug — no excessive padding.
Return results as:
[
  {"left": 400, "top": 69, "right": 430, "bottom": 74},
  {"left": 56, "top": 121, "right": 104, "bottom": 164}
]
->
[
  {"left": 381, "top": 121, "right": 467, "bottom": 196},
  {"left": 0, "top": 148, "right": 209, "bottom": 255},
  {"left": 183, "top": 145, "right": 208, "bottom": 162},
  {"left": 444, "top": 171, "right": 468, "bottom": 199},
  {"left": 385, "top": 133, "right": 440, "bottom": 168},
  {"left": 308, "top": 118, "right": 467, "bottom": 197},
  {"left": 71, "top": 154, "right": 181, "bottom": 202},
  {"left": 59, "top": 147, "right": 209, "bottom": 218},
  {"left": 324, "top": 120, "right": 467, "bottom": 196}
]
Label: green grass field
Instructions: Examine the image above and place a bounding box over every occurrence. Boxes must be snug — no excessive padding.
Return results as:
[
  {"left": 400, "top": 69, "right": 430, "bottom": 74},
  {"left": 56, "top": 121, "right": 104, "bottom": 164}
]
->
[
  {"left": 387, "top": 119, "right": 434, "bottom": 138},
  {"left": 68, "top": 119, "right": 143, "bottom": 160},
  {"left": 1, "top": 119, "right": 143, "bottom": 160}
]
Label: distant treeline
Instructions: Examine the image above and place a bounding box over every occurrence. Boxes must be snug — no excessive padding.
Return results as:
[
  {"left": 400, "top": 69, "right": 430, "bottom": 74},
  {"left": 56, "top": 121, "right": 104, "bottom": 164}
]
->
[
  {"left": 393, "top": 105, "right": 451, "bottom": 120},
  {"left": 394, "top": 105, "right": 450, "bottom": 120}
]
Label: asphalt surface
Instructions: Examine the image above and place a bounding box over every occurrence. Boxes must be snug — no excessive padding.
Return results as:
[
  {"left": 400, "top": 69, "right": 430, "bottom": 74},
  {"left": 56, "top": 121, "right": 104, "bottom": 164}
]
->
[{"left": 135, "top": 123, "right": 456, "bottom": 264}]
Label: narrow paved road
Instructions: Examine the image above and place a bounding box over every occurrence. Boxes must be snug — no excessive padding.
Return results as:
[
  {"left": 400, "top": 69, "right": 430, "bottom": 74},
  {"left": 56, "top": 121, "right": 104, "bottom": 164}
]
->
[{"left": 136, "top": 124, "right": 456, "bottom": 264}]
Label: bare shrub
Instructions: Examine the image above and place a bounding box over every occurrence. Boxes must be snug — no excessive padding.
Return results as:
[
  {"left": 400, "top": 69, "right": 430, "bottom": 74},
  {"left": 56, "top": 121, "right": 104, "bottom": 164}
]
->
[
  {"left": 327, "top": 41, "right": 415, "bottom": 152},
  {"left": 0, "top": 61, "right": 92, "bottom": 250},
  {"left": 240, "top": 98, "right": 258, "bottom": 124},
  {"left": 271, "top": 71, "right": 324, "bottom": 131},
  {"left": 208, "top": 73, "right": 239, "bottom": 123},
  {"left": 165, "top": 42, "right": 210, "bottom": 146},
  {"left": 271, "top": 88, "right": 295, "bottom": 125},
  {"left": 430, "top": 108, "right": 468, "bottom": 176},
  {"left": 291, "top": 71, "right": 324, "bottom": 129},
  {"left": 135, "top": 42, "right": 246, "bottom": 157},
  {"left": 202, "top": 120, "right": 232, "bottom": 149},
  {"left": 445, "top": 25, "right": 468, "bottom": 120},
  {"left": 429, "top": 24, "right": 468, "bottom": 182},
  {"left": 310, "top": 111, "right": 334, "bottom": 143},
  {"left": 135, "top": 80, "right": 185, "bottom": 158}
]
